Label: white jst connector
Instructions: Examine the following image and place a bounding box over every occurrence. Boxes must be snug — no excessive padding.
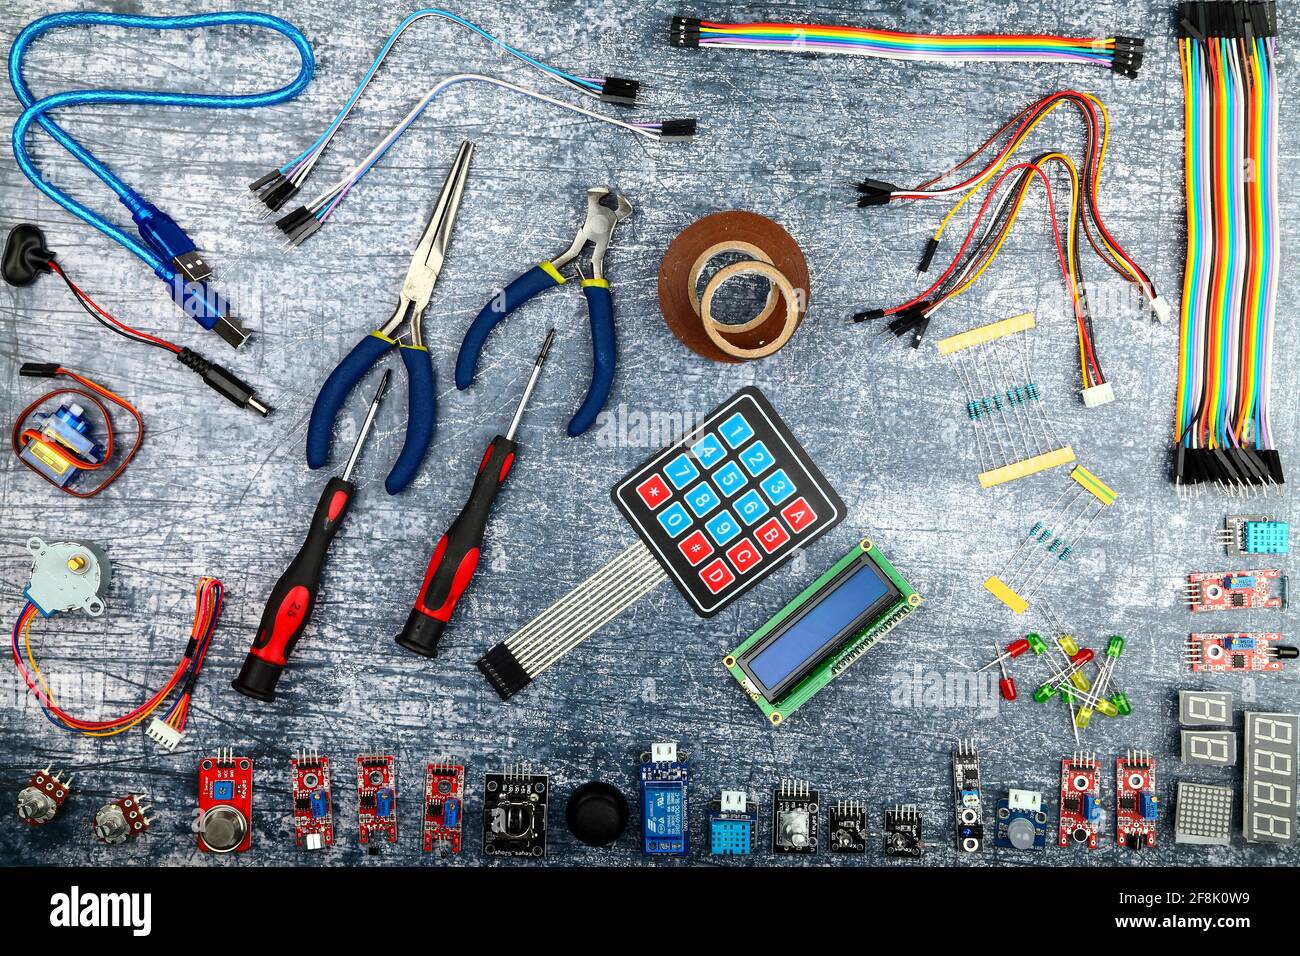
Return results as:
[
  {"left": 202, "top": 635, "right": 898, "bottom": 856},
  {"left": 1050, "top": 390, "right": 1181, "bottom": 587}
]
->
[
  {"left": 145, "top": 718, "right": 182, "bottom": 752},
  {"left": 1081, "top": 382, "right": 1116, "bottom": 408},
  {"left": 1151, "top": 295, "right": 1172, "bottom": 324}
]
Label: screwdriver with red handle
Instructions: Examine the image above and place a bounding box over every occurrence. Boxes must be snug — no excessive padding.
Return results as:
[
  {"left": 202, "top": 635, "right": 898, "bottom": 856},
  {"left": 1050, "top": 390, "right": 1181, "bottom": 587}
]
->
[
  {"left": 396, "top": 329, "right": 554, "bottom": 658},
  {"left": 232, "top": 369, "right": 390, "bottom": 702}
]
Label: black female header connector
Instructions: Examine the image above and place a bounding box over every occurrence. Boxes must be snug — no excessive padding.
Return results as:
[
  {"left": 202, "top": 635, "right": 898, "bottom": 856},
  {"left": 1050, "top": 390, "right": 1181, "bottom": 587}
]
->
[
  {"left": 600, "top": 77, "right": 640, "bottom": 105},
  {"left": 669, "top": 16, "right": 703, "bottom": 47},
  {"left": 1111, "top": 36, "right": 1145, "bottom": 78}
]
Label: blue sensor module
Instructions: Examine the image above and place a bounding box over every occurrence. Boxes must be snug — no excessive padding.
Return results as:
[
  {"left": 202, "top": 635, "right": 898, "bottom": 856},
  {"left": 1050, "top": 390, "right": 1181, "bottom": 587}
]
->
[
  {"left": 640, "top": 742, "right": 688, "bottom": 856},
  {"left": 709, "top": 789, "right": 756, "bottom": 855}
]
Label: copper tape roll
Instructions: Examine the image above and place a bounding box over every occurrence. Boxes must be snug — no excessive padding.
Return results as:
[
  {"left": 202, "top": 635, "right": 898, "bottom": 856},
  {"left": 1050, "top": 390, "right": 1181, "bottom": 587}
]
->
[{"left": 657, "top": 211, "right": 810, "bottom": 364}]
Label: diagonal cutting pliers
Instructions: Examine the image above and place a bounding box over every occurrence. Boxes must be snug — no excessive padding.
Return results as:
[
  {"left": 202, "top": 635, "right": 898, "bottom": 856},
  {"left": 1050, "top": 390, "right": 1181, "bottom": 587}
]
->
[
  {"left": 306, "top": 140, "right": 473, "bottom": 494},
  {"left": 455, "top": 187, "right": 632, "bottom": 437}
]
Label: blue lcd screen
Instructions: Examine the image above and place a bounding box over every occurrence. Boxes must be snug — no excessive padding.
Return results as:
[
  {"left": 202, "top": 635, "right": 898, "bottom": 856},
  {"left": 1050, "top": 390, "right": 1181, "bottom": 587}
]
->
[{"left": 744, "top": 562, "right": 895, "bottom": 697}]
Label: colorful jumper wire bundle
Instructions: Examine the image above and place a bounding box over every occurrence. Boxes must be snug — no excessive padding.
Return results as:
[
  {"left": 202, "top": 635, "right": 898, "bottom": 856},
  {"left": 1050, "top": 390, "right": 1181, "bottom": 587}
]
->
[
  {"left": 11, "top": 577, "right": 223, "bottom": 742},
  {"left": 850, "top": 91, "right": 1167, "bottom": 406},
  {"left": 1174, "top": 1, "right": 1282, "bottom": 492},
  {"left": 252, "top": 9, "right": 694, "bottom": 246},
  {"left": 670, "top": 17, "right": 1144, "bottom": 74}
]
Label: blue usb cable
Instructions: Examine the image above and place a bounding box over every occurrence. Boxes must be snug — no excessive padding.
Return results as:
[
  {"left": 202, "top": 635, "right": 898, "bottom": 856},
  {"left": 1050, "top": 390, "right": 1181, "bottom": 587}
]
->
[{"left": 9, "top": 11, "right": 314, "bottom": 347}]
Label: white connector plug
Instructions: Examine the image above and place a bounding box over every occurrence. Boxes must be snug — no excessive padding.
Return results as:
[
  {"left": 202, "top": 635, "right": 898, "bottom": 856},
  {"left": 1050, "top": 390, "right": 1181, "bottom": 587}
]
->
[
  {"left": 1008, "top": 788, "right": 1043, "bottom": 812},
  {"left": 720, "top": 789, "right": 747, "bottom": 813},
  {"left": 1151, "top": 295, "right": 1172, "bottom": 324},
  {"left": 650, "top": 741, "right": 678, "bottom": 763},
  {"left": 145, "top": 718, "right": 182, "bottom": 752},
  {"left": 1081, "top": 382, "right": 1115, "bottom": 408}
]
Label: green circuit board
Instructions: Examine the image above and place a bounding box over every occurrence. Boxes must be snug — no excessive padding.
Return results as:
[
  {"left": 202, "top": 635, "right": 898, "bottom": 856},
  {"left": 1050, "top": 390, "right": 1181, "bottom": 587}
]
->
[{"left": 724, "top": 538, "right": 920, "bottom": 726}]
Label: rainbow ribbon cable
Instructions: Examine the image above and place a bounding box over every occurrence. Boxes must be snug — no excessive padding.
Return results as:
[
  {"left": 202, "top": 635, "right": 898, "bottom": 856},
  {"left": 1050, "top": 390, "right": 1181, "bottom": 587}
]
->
[
  {"left": 1174, "top": 1, "right": 1281, "bottom": 492},
  {"left": 670, "top": 16, "right": 1144, "bottom": 74}
]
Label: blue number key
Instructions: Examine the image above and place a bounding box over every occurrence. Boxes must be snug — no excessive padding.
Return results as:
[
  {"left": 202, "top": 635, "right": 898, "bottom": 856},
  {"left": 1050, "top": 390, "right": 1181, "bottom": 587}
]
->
[
  {"left": 760, "top": 468, "right": 796, "bottom": 505},
  {"left": 690, "top": 433, "right": 727, "bottom": 470},
  {"left": 656, "top": 501, "right": 692, "bottom": 538},
  {"left": 685, "top": 482, "right": 721, "bottom": 518},
  {"left": 713, "top": 461, "right": 747, "bottom": 497},
  {"left": 663, "top": 452, "right": 699, "bottom": 490},
  {"left": 718, "top": 412, "right": 755, "bottom": 448},
  {"left": 734, "top": 489, "right": 769, "bottom": 525},
  {"left": 739, "top": 440, "right": 776, "bottom": 477},
  {"left": 705, "top": 510, "right": 741, "bottom": 546}
]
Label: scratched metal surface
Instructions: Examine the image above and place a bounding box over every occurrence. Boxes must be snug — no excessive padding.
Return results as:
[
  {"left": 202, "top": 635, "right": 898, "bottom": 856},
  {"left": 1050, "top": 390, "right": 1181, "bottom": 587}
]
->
[{"left": 0, "top": 0, "right": 1296, "bottom": 867}]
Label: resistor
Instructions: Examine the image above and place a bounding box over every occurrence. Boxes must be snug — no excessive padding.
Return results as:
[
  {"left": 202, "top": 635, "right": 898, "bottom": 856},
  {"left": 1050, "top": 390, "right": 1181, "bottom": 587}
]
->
[
  {"left": 1026, "top": 382, "right": 1040, "bottom": 400},
  {"left": 1058, "top": 545, "right": 1073, "bottom": 561},
  {"left": 966, "top": 400, "right": 982, "bottom": 420}
]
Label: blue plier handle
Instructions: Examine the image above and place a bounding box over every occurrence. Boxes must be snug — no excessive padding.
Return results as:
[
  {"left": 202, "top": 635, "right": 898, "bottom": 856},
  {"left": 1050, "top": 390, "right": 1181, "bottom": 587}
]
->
[
  {"left": 455, "top": 188, "right": 631, "bottom": 438},
  {"left": 305, "top": 141, "right": 474, "bottom": 494},
  {"left": 307, "top": 333, "right": 434, "bottom": 494}
]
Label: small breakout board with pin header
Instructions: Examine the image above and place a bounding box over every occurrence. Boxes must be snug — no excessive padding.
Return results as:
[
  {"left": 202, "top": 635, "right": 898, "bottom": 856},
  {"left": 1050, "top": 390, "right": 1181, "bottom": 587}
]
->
[
  {"left": 1187, "top": 632, "right": 1296, "bottom": 672},
  {"left": 1217, "top": 515, "right": 1289, "bottom": 556},
  {"left": 952, "top": 739, "right": 983, "bottom": 853},
  {"left": 1115, "top": 751, "right": 1158, "bottom": 850},
  {"left": 828, "top": 799, "right": 867, "bottom": 853},
  {"left": 423, "top": 760, "right": 465, "bottom": 856},
  {"left": 1185, "top": 569, "right": 1287, "bottom": 612},
  {"left": 290, "top": 748, "right": 333, "bottom": 851},
  {"left": 483, "top": 764, "right": 548, "bottom": 859},
  {"left": 1058, "top": 752, "right": 1101, "bottom": 849},
  {"left": 357, "top": 754, "right": 397, "bottom": 851},
  {"left": 772, "top": 778, "right": 819, "bottom": 854},
  {"left": 639, "top": 742, "right": 689, "bottom": 857},
  {"left": 884, "top": 805, "right": 923, "bottom": 858},
  {"left": 709, "top": 789, "right": 756, "bottom": 856}
]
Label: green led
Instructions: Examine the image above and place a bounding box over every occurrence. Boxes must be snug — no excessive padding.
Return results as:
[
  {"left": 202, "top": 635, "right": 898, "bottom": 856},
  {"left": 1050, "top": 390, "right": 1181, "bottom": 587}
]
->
[
  {"left": 1033, "top": 683, "right": 1057, "bottom": 703},
  {"left": 1111, "top": 692, "right": 1131, "bottom": 716},
  {"left": 1026, "top": 632, "right": 1048, "bottom": 655},
  {"left": 1105, "top": 635, "right": 1125, "bottom": 658}
]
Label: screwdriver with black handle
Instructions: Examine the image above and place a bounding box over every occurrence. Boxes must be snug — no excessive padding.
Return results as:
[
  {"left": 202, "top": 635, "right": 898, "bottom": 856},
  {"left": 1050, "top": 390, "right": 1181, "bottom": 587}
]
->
[
  {"left": 396, "top": 329, "right": 554, "bottom": 658},
  {"left": 233, "top": 369, "right": 390, "bottom": 702}
]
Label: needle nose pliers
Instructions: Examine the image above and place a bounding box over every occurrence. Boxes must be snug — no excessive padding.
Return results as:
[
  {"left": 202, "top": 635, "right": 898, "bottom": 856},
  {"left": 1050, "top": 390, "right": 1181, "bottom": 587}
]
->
[
  {"left": 306, "top": 140, "right": 473, "bottom": 494},
  {"left": 455, "top": 187, "right": 632, "bottom": 437}
]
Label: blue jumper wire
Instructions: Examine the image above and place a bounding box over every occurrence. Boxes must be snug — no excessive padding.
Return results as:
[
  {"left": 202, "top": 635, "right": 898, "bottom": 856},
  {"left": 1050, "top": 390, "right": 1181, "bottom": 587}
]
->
[{"left": 8, "top": 11, "right": 314, "bottom": 345}]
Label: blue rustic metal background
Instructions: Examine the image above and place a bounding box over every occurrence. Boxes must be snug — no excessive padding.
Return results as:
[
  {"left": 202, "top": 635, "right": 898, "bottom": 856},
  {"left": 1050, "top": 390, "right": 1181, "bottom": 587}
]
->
[{"left": 0, "top": 0, "right": 1295, "bottom": 865}]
